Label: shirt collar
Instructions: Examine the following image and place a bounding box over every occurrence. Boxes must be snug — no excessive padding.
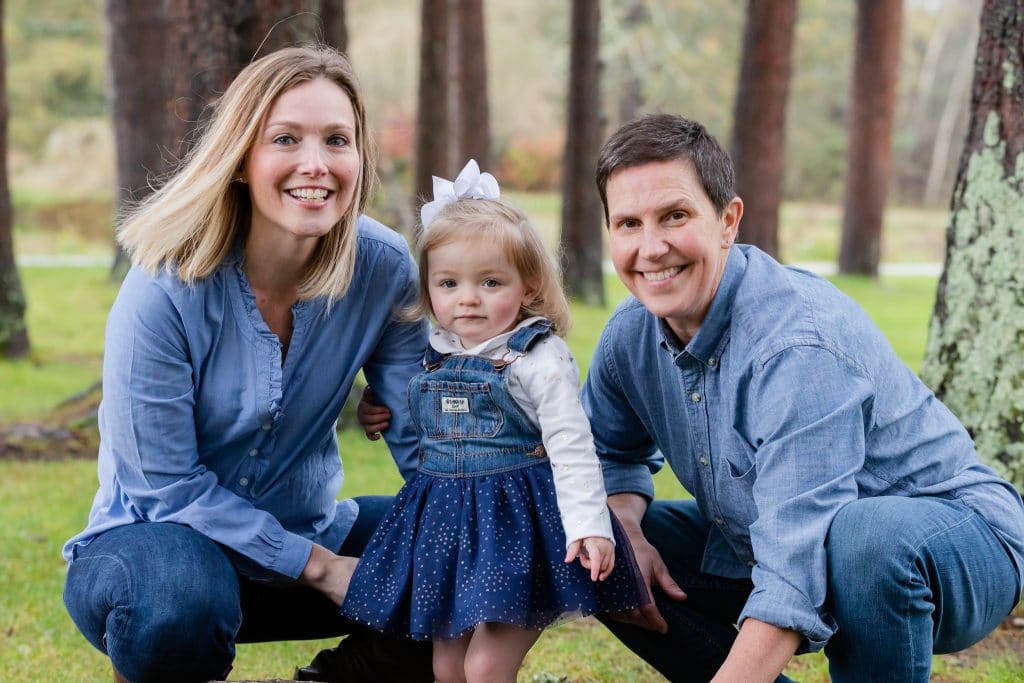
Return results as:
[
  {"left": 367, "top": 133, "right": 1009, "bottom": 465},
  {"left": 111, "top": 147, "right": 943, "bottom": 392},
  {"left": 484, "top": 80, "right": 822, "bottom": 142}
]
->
[
  {"left": 658, "top": 246, "right": 747, "bottom": 365},
  {"left": 429, "top": 316, "right": 546, "bottom": 355}
]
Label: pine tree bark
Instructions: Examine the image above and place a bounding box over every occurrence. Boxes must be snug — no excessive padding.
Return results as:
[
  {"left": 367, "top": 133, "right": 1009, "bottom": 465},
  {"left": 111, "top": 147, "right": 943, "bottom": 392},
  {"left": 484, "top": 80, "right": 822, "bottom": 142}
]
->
[
  {"left": 453, "top": 0, "right": 489, "bottom": 169},
  {"left": 106, "top": 0, "right": 168, "bottom": 279},
  {"left": 730, "top": 0, "right": 797, "bottom": 259},
  {"left": 920, "top": 0, "right": 1024, "bottom": 489},
  {"left": 320, "top": 0, "right": 348, "bottom": 54},
  {"left": 163, "top": 0, "right": 311, "bottom": 161},
  {"left": 560, "top": 0, "right": 605, "bottom": 306},
  {"left": 838, "top": 0, "right": 903, "bottom": 276},
  {"left": 616, "top": 0, "right": 648, "bottom": 128},
  {"left": 415, "top": 0, "right": 450, "bottom": 208},
  {"left": 0, "top": 0, "right": 28, "bottom": 358}
]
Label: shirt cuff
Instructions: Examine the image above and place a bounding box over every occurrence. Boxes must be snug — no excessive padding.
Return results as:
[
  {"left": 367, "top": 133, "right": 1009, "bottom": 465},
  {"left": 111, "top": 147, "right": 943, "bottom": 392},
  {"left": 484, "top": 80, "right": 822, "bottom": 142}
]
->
[
  {"left": 563, "top": 508, "right": 614, "bottom": 548},
  {"left": 600, "top": 459, "right": 656, "bottom": 502},
  {"left": 271, "top": 532, "right": 315, "bottom": 581},
  {"left": 739, "top": 576, "right": 837, "bottom": 653}
]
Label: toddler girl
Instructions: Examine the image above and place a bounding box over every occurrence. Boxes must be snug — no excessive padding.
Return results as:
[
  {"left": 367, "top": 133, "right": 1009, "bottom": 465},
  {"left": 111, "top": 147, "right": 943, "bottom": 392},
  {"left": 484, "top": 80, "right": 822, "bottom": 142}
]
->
[{"left": 340, "top": 160, "right": 647, "bottom": 682}]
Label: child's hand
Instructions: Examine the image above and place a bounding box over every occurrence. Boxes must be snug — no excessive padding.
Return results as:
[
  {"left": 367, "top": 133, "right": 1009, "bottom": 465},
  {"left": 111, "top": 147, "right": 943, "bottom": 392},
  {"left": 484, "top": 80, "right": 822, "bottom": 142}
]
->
[
  {"left": 565, "top": 536, "right": 615, "bottom": 581},
  {"left": 357, "top": 386, "right": 392, "bottom": 441}
]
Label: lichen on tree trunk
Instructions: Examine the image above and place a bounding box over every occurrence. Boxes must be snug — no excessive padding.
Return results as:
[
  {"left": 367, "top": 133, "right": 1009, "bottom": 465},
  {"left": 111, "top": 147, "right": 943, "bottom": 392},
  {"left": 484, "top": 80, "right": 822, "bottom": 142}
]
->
[{"left": 921, "top": 1, "right": 1024, "bottom": 489}]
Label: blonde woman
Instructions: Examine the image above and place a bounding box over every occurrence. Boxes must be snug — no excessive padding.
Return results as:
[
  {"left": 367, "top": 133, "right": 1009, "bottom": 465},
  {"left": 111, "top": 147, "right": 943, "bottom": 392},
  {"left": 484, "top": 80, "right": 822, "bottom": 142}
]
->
[{"left": 62, "top": 46, "right": 431, "bottom": 683}]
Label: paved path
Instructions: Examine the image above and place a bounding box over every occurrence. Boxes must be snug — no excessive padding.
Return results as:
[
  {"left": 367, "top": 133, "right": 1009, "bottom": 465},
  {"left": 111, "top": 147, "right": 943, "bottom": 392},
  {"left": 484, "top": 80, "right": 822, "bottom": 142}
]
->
[
  {"left": 17, "top": 254, "right": 110, "bottom": 267},
  {"left": 19, "top": 254, "right": 943, "bottom": 278}
]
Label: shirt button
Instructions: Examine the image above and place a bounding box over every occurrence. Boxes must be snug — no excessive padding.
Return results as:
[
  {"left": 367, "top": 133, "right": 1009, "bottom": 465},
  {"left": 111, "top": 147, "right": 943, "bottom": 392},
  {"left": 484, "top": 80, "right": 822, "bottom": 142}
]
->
[
  {"left": 748, "top": 560, "right": 757, "bottom": 568},
  {"left": 691, "top": 392, "right": 702, "bottom": 403},
  {"left": 714, "top": 515, "right": 724, "bottom": 525},
  {"left": 248, "top": 449, "right": 258, "bottom": 457},
  {"left": 699, "top": 455, "right": 709, "bottom": 466},
  {"left": 239, "top": 477, "right": 249, "bottom": 487},
  {"left": 261, "top": 422, "right": 272, "bottom": 431},
  {"left": 708, "top": 357, "right": 717, "bottom": 367}
]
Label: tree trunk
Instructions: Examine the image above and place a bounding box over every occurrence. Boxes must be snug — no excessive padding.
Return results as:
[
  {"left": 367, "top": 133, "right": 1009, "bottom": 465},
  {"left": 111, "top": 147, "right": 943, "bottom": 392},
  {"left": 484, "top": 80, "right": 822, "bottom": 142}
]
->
[
  {"left": 415, "top": 0, "right": 450, "bottom": 209},
  {"left": 730, "top": 0, "right": 797, "bottom": 259},
  {"left": 838, "top": 0, "right": 903, "bottom": 276},
  {"left": 320, "top": 0, "right": 348, "bottom": 55},
  {"left": 454, "top": 0, "right": 490, "bottom": 169},
  {"left": 106, "top": 0, "right": 168, "bottom": 279},
  {"left": 0, "top": 0, "right": 29, "bottom": 358},
  {"left": 560, "top": 0, "right": 604, "bottom": 306},
  {"left": 616, "top": 0, "right": 648, "bottom": 128},
  {"left": 920, "top": 0, "right": 1024, "bottom": 489},
  {"left": 163, "top": 0, "right": 311, "bottom": 162}
]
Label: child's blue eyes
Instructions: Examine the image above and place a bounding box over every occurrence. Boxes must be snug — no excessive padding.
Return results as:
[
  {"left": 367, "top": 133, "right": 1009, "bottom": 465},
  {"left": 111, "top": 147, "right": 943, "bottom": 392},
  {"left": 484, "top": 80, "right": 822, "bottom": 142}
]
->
[{"left": 437, "top": 280, "right": 502, "bottom": 289}]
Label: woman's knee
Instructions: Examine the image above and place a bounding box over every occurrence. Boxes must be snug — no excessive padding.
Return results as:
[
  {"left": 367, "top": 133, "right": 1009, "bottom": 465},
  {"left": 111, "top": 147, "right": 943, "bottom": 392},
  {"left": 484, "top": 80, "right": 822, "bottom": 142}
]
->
[{"left": 65, "top": 524, "right": 244, "bottom": 681}]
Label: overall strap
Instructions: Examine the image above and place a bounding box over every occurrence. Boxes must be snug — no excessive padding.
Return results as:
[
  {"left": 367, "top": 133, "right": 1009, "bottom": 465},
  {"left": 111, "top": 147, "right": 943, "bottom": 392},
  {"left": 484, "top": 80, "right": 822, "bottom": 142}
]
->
[
  {"left": 506, "top": 319, "right": 555, "bottom": 354},
  {"left": 423, "top": 344, "right": 448, "bottom": 371}
]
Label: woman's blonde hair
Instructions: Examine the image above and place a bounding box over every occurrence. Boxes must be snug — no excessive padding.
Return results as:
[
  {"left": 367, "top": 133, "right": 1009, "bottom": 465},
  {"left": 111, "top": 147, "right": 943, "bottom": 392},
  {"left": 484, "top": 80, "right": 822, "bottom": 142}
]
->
[
  {"left": 412, "top": 199, "right": 571, "bottom": 336},
  {"left": 117, "top": 45, "right": 377, "bottom": 301}
]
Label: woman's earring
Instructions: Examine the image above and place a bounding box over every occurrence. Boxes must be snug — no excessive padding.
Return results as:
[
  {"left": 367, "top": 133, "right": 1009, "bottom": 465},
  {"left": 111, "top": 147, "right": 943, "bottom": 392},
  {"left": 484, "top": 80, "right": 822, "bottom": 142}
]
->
[{"left": 234, "top": 176, "right": 247, "bottom": 184}]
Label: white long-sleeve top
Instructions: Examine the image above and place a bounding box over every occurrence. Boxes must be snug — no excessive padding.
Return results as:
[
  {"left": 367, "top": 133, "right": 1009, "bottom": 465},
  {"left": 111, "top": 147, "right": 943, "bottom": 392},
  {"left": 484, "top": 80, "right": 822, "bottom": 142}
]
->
[{"left": 429, "top": 317, "right": 613, "bottom": 547}]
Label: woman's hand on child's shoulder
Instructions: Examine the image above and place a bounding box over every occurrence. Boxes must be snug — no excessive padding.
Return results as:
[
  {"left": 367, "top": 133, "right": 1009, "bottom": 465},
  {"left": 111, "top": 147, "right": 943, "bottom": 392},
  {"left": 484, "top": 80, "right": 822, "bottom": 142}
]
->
[
  {"left": 357, "top": 385, "right": 392, "bottom": 440},
  {"left": 565, "top": 536, "right": 615, "bottom": 582}
]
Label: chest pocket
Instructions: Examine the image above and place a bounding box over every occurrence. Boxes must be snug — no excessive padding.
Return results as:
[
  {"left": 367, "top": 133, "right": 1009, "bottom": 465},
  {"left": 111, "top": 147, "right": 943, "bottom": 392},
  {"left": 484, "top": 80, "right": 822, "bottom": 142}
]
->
[{"left": 418, "top": 379, "right": 504, "bottom": 440}]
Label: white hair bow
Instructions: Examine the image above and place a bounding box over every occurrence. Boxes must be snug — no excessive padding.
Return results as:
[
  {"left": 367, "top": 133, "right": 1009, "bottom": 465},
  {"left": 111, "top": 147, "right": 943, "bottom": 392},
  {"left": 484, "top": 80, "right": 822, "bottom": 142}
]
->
[{"left": 420, "top": 159, "right": 501, "bottom": 229}]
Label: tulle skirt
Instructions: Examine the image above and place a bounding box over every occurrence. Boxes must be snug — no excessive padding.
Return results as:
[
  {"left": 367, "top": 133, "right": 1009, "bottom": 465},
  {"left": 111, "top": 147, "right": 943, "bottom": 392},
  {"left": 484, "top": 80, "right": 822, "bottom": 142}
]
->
[{"left": 340, "top": 460, "right": 649, "bottom": 640}]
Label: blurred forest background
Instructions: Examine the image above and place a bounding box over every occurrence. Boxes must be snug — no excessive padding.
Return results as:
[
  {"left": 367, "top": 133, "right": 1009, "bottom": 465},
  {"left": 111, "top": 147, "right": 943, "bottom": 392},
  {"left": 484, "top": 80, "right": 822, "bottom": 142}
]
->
[
  {"left": 5, "top": 0, "right": 1024, "bottom": 516},
  {"left": 7, "top": 0, "right": 979, "bottom": 241}
]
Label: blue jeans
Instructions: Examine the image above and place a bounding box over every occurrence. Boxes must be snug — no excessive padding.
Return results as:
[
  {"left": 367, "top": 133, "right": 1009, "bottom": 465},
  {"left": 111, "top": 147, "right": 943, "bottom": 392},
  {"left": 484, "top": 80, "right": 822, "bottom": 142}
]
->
[
  {"left": 63, "top": 496, "right": 393, "bottom": 683},
  {"left": 599, "top": 497, "right": 1020, "bottom": 682}
]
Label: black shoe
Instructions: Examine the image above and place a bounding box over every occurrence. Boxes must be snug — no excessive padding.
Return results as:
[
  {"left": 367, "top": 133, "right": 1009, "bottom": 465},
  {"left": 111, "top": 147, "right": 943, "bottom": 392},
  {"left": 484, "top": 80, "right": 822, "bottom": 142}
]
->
[{"left": 293, "top": 628, "right": 433, "bottom": 683}]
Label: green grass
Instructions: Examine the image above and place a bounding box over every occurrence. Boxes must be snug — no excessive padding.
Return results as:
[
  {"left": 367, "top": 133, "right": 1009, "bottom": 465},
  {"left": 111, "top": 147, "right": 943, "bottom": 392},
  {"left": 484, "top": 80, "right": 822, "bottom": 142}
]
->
[{"left": 0, "top": 266, "right": 114, "bottom": 421}]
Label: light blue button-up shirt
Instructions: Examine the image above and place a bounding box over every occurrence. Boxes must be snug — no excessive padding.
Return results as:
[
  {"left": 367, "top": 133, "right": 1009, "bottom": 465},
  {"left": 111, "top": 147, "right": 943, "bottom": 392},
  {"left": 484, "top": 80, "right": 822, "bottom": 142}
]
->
[
  {"left": 582, "top": 244, "right": 1024, "bottom": 650},
  {"left": 63, "top": 216, "right": 427, "bottom": 581}
]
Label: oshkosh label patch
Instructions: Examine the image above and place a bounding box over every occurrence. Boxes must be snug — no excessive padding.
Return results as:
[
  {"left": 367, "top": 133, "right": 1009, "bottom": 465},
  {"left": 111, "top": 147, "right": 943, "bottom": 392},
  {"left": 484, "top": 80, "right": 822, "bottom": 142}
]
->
[{"left": 442, "top": 396, "right": 470, "bottom": 413}]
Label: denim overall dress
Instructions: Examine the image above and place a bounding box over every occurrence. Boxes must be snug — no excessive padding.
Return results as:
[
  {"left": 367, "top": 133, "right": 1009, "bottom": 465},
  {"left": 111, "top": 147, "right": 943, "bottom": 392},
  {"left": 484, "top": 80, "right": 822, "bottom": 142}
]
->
[{"left": 340, "top": 320, "right": 648, "bottom": 640}]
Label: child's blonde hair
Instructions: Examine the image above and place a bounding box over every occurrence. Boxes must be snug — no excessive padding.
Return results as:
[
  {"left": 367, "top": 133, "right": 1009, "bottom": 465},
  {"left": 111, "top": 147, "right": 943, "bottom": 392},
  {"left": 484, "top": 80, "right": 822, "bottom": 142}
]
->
[{"left": 412, "top": 199, "right": 571, "bottom": 335}]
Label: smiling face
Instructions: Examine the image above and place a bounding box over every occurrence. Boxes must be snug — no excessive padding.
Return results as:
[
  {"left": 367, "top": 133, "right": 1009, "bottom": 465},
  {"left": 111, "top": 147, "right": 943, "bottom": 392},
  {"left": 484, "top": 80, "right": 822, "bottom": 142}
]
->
[
  {"left": 244, "top": 77, "right": 360, "bottom": 251},
  {"left": 607, "top": 159, "right": 742, "bottom": 344},
  {"left": 426, "top": 237, "right": 533, "bottom": 348}
]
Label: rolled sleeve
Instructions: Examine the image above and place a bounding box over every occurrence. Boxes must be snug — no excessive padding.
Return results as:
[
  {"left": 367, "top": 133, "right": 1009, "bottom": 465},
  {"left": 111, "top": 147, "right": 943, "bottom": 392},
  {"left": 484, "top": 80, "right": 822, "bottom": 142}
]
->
[
  {"left": 740, "top": 574, "right": 837, "bottom": 652},
  {"left": 739, "top": 344, "right": 872, "bottom": 650}
]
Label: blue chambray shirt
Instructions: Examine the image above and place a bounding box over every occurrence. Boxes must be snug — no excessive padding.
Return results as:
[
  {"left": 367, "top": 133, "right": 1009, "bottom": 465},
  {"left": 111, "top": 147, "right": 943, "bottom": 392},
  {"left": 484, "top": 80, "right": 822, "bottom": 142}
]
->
[
  {"left": 582, "top": 244, "right": 1024, "bottom": 651},
  {"left": 63, "top": 216, "right": 427, "bottom": 581}
]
